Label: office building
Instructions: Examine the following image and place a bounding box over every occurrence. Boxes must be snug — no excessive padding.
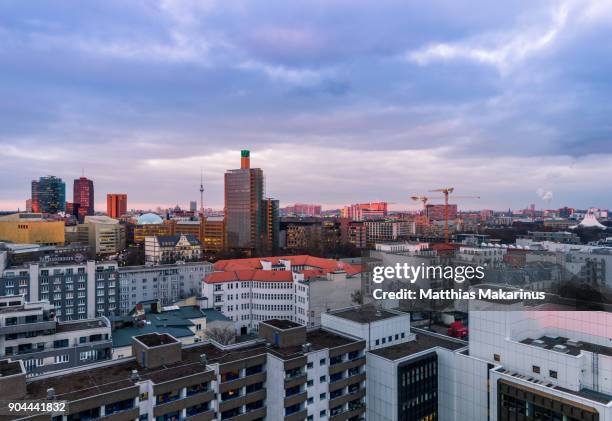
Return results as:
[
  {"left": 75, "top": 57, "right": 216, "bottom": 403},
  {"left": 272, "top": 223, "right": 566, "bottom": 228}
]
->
[
  {"left": 31, "top": 176, "right": 66, "bottom": 214},
  {"left": 0, "top": 242, "right": 92, "bottom": 267},
  {"left": 0, "top": 213, "right": 65, "bottom": 246},
  {"left": 175, "top": 220, "right": 203, "bottom": 242},
  {"left": 364, "top": 220, "right": 414, "bottom": 244},
  {"left": 132, "top": 213, "right": 174, "bottom": 244},
  {"left": 144, "top": 234, "right": 202, "bottom": 265},
  {"left": 2, "top": 316, "right": 366, "bottom": 421},
  {"left": 107, "top": 193, "right": 128, "bottom": 218},
  {"left": 224, "top": 150, "right": 265, "bottom": 255},
  {"left": 117, "top": 261, "right": 213, "bottom": 315},
  {"left": 73, "top": 177, "right": 94, "bottom": 221},
  {"left": 262, "top": 198, "right": 280, "bottom": 255},
  {"left": 203, "top": 216, "right": 224, "bottom": 253},
  {"left": 201, "top": 255, "right": 362, "bottom": 334},
  {"left": 81, "top": 215, "right": 127, "bottom": 255},
  {"left": 0, "top": 295, "right": 112, "bottom": 377},
  {"left": 190, "top": 201, "right": 198, "bottom": 212}
]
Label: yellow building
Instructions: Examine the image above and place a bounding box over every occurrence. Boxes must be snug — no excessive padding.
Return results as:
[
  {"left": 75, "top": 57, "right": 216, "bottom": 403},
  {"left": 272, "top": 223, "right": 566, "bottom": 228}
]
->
[{"left": 0, "top": 213, "right": 65, "bottom": 245}]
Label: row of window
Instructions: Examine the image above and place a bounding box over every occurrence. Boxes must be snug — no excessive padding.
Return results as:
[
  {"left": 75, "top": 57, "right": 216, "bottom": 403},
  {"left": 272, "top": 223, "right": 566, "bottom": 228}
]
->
[{"left": 374, "top": 332, "right": 406, "bottom": 346}]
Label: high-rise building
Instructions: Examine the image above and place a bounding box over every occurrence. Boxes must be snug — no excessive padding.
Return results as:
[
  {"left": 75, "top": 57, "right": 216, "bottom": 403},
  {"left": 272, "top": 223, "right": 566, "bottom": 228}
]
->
[
  {"left": 189, "top": 200, "right": 197, "bottom": 212},
  {"left": 31, "top": 176, "right": 65, "bottom": 214},
  {"left": 106, "top": 193, "right": 127, "bottom": 218},
  {"left": 262, "top": 197, "right": 279, "bottom": 255},
  {"left": 73, "top": 177, "right": 94, "bottom": 221},
  {"left": 224, "top": 150, "right": 265, "bottom": 255}
]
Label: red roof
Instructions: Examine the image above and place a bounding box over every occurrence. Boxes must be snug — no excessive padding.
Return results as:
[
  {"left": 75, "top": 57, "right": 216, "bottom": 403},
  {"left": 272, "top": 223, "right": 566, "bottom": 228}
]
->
[{"left": 205, "top": 255, "right": 362, "bottom": 284}]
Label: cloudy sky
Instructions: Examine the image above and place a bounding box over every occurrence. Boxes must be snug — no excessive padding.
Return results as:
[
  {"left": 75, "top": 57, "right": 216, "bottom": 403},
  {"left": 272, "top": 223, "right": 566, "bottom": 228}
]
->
[{"left": 1, "top": 0, "right": 612, "bottom": 212}]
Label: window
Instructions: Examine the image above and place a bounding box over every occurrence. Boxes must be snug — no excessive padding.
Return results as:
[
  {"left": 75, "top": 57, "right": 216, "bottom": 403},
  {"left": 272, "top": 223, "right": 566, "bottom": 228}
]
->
[
  {"left": 319, "top": 375, "right": 326, "bottom": 383},
  {"left": 307, "top": 380, "right": 313, "bottom": 387},
  {"left": 549, "top": 370, "right": 557, "bottom": 379},
  {"left": 307, "top": 362, "right": 313, "bottom": 369},
  {"left": 319, "top": 410, "right": 326, "bottom": 417},
  {"left": 319, "top": 393, "right": 326, "bottom": 400},
  {"left": 375, "top": 339, "right": 380, "bottom": 346},
  {"left": 494, "top": 354, "right": 501, "bottom": 362},
  {"left": 319, "top": 358, "right": 326, "bottom": 366},
  {"left": 532, "top": 365, "right": 540, "bottom": 374}
]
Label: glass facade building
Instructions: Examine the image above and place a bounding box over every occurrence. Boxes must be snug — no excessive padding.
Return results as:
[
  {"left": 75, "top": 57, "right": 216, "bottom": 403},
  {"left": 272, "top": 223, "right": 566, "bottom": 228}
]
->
[{"left": 31, "top": 176, "right": 66, "bottom": 214}]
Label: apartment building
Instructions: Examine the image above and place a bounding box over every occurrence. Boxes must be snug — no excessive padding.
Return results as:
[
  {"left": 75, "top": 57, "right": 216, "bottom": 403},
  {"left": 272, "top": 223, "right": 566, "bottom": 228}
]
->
[
  {"left": 201, "top": 255, "right": 362, "bottom": 334},
  {"left": 118, "top": 261, "right": 213, "bottom": 315},
  {"left": 1, "top": 317, "right": 366, "bottom": 421},
  {"left": 0, "top": 260, "right": 118, "bottom": 320},
  {"left": 0, "top": 295, "right": 112, "bottom": 377}
]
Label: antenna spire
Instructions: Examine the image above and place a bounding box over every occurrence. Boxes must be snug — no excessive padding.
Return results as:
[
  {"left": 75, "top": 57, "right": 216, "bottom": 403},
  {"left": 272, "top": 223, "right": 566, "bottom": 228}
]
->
[{"left": 199, "top": 168, "right": 204, "bottom": 217}]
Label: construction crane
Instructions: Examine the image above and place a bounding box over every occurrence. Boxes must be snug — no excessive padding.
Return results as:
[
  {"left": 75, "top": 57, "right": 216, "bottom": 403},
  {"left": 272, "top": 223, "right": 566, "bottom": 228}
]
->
[
  {"left": 429, "top": 187, "right": 480, "bottom": 243},
  {"left": 410, "top": 195, "right": 441, "bottom": 224}
]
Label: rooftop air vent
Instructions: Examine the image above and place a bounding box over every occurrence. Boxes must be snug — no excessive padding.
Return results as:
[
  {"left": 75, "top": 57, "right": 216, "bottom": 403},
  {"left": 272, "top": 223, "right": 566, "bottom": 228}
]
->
[
  {"left": 130, "top": 369, "right": 140, "bottom": 381},
  {"left": 552, "top": 344, "right": 569, "bottom": 353}
]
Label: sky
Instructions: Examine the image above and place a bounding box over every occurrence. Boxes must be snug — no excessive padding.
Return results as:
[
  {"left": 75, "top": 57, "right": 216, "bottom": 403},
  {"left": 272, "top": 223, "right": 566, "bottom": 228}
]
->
[{"left": 1, "top": 0, "right": 612, "bottom": 212}]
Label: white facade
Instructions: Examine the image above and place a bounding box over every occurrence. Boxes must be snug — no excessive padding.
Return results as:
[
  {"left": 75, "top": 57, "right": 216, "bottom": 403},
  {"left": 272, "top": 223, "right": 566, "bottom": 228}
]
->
[{"left": 118, "top": 262, "right": 212, "bottom": 314}]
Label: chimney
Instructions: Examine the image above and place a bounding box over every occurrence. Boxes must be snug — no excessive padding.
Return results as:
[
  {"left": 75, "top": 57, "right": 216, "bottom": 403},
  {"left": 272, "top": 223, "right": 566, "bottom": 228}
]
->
[{"left": 240, "top": 150, "right": 250, "bottom": 169}]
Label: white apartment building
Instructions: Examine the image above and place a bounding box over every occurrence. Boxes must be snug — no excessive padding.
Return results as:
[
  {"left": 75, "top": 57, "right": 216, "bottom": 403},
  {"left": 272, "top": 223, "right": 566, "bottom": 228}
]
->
[
  {"left": 0, "top": 295, "right": 112, "bottom": 376},
  {"left": 201, "top": 255, "right": 362, "bottom": 335},
  {"left": 118, "top": 261, "right": 212, "bottom": 315}
]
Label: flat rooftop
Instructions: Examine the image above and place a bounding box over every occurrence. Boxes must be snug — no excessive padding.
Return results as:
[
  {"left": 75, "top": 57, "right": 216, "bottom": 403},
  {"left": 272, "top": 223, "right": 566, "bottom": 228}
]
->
[
  {"left": 56, "top": 319, "right": 107, "bottom": 333},
  {"left": 329, "top": 306, "right": 401, "bottom": 324},
  {"left": 135, "top": 333, "right": 178, "bottom": 347},
  {"left": 369, "top": 332, "right": 466, "bottom": 360},
  {"left": 496, "top": 367, "right": 612, "bottom": 404},
  {"left": 520, "top": 336, "right": 612, "bottom": 358},
  {"left": 262, "top": 319, "right": 303, "bottom": 330},
  {"left": 25, "top": 328, "right": 362, "bottom": 401}
]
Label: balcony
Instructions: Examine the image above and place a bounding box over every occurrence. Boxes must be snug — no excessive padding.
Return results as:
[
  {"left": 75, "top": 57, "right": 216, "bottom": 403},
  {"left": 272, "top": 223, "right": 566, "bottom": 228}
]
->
[
  {"left": 329, "top": 402, "right": 366, "bottom": 421},
  {"left": 184, "top": 409, "right": 215, "bottom": 421},
  {"left": 329, "top": 372, "right": 366, "bottom": 392},
  {"left": 99, "top": 407, "right": 140, "bottom": 421},
  {"left": 284, "top": 391, "right": 307, "bottom": 408},
  {"left": 219, "top": 371, "right": 266, "bottom": 393},
  {"left": 153, "top": 390, "right": 215, "bottom": 418},
  {"left": 328, "top": 356, "right": 365, "bottom": 375},
  {"left": 222, "top": 406, "right": 266, "bottom": 421},
  {"left": 284, "top": 409, "right": 308, "bottom": 421},
  {"left": 329, "top": 388, "right": 366, "bottom": 409},
  {"left": 284, "top": 373, "right": 307, "bottom": 389},
  {"left": 0, "top": 320, "right": 56, "bottom": 335}
]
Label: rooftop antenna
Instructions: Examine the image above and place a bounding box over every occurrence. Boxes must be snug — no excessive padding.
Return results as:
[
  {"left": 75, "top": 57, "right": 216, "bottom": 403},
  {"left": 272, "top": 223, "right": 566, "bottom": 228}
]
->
[{"left": 199, "top": 168, "right": 204, "bottom": 217}]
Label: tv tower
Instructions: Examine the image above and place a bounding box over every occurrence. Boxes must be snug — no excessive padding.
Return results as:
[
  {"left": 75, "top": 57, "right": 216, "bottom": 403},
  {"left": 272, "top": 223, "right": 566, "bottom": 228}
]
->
[{"left": 199, "top": 168, "right": 204, "bottom": 217}]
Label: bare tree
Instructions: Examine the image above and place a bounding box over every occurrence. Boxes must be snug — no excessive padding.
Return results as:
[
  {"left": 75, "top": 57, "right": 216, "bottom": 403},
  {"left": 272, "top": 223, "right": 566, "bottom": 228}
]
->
[
  {"left": 206, "top": 326, "right": 236, "bottom": 345},
  {"left": 351, "top": 289, "right": 363, "bottom": 306}
]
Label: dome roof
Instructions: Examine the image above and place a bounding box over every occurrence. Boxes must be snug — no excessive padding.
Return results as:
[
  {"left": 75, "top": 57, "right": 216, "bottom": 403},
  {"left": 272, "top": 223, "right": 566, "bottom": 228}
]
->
[{"left": 137, "top": 213, "right": 163, "bottom": 225}]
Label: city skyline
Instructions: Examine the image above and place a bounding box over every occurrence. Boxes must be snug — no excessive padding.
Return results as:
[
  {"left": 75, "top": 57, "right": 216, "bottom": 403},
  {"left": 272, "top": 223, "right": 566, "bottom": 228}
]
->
[{"left": 2, "top": 1, "right": 612, "bottom": 210}]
